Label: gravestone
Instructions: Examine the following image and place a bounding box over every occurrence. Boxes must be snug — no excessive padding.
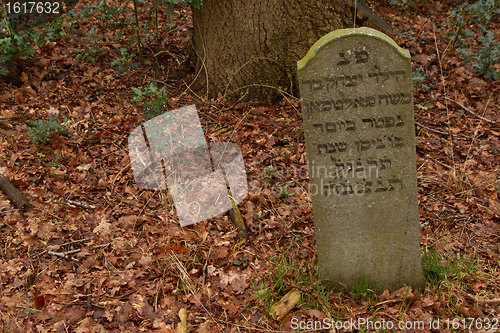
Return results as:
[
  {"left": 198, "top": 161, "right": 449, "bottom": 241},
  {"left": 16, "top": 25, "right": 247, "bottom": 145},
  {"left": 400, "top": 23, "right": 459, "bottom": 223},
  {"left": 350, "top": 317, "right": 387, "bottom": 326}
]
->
[{"left": 298, "top": 27, "right": 425, "bottom": 292}]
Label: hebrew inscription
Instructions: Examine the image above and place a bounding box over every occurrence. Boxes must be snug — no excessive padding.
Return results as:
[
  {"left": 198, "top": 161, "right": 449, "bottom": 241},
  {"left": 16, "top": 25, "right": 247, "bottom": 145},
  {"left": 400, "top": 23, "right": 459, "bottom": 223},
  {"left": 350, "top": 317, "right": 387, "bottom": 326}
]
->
[
  {"left": 303, "top": 93, "right": 411, "bottom": 117},
  {"left": 298, "top": 27, "right": 425, "bottom": 292},
  {"left": 300, "top": 41, "right": 413, "bottom": 198}
]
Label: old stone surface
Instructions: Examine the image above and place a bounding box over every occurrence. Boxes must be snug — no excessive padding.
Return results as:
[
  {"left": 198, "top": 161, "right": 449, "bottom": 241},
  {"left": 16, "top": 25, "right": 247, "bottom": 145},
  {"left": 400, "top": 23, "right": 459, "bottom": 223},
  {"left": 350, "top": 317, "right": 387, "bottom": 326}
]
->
[{"left": 298, "top": 27, "right": 425, "bottom": 292}]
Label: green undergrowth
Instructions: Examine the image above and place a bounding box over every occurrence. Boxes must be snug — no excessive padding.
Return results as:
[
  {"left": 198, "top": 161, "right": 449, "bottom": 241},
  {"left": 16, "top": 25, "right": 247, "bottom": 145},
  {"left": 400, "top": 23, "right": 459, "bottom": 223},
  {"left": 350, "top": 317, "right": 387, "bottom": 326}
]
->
[
  {"left": 251, "top": 237, "right": 334, "bottom": 317},
  {"left": 26, "top": 114, "right": 72, "bottom": 143}
]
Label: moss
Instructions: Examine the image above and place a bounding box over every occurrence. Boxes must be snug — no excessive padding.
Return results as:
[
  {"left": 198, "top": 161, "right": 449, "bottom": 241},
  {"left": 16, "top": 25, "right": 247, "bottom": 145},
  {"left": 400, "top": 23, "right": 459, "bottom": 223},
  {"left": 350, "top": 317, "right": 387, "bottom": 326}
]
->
[{"left": 297, "top": 27, "right": 410, "bottom": 71}]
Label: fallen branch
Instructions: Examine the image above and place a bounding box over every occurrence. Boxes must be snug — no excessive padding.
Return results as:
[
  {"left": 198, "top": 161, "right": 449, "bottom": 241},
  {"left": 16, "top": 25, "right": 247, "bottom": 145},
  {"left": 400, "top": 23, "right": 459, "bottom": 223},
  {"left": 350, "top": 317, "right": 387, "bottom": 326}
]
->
[
  {"left": 269, "top": 288, "right": 301, "bottom": 321},
  {"left": 176, "top": 308, "right": 188, "bottom": 333},
  {"left": 228, "top": 189, "right": 249, "bottom": 244},
  {"left": 445, "top": 97, "right": 497, "bottom": 124},
  {"left": 0, "top": 175, "right": 32, "bottom": 210}
]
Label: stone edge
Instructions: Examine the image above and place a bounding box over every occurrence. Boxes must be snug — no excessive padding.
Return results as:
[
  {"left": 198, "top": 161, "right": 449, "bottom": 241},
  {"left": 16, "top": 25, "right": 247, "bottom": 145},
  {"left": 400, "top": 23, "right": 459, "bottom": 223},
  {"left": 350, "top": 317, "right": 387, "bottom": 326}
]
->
[{"left": 297, "top": 27, "right": 410, "bottom": 71}]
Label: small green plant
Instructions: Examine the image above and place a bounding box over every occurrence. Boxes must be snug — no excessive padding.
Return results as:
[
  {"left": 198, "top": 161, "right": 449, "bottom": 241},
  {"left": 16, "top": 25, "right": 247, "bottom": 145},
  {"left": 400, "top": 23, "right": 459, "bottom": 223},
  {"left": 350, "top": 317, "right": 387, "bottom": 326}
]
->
[
  {"left": 73, "top": 0, "right": 203, "bottom": 69},
  {"left": 442, "top": 0, "right": 500, "bottom": 81},
  {"left": 251, "top": 261, "right": 291, "bottom": 312},
  {"left": 412, "top": 67, "right": 431, "bottom": 91},
  {"left": 252, "top": 242, "right": 308, "bottom": 312},
  {"left": 396, "top": 30, "right": 416, "bottom": 42},
  {"left": 350, "top": 276, "right": 378, "bottom": 302},
  {"left": 252, "top": 213, "right": 264, "bottom": 221},
  {"left": 26, "top": 115, "right": 72, "bottom": 143},
  {"left": 0, "top": 18, "right": 35, "bottom": 76},
  {"left": 275, "top": 185, "right": 289, "bottom": 199},
  {"left": 457, "top": 30, "right": 500, "bottom": 82},
  {"left": 388, "top": 0, "right": 416, "bottom": 10},
  {"left": 73, "top": 44, "right": 103, "bottom": 64},
  {"left": 422, "top": 248, "right": 445, "bottom": 286},
  {"left": 1, "top": 5, "right": 68, "bottom": 77},
  {"left": 46, "top": 152, "right": 62, "bottom": 168},
  {"left": 422, "top": 248, "right": 478, "bottom": 287},
  {"left": 131, "top": 82, "right": 169, "bottom": 120},
  {"left": 259, "top": 167, "right": 277, "bottom": 186},
  {"left": 22, "top": 305, "right": 37, "bottom": 314},
  {"left": 111, "top": 47, "right": 139, "bottom": 74},
  {"left": 74, "top": 27, "right": 105, "bottom": 64},
  {"left": 264, "top": 167, "right": 277, "bottom": 175},
  {"left": 233, "top": 255, "right": 249, "bottom": 269}
]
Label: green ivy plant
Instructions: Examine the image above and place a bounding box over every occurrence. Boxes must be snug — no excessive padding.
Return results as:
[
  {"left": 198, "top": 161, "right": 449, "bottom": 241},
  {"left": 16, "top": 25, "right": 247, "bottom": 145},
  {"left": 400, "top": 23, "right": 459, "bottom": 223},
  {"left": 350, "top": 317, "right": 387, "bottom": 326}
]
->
[
  {"left": 111, "top": 47, "right": 139, "bottom": 74},
  {"left": 0, "top": 3, "right": 70, "bottom": 77},
  {"left": 457, "top": 30, "right": 500, "bottom": 82},
  {"left": 26, "top": 115, "right": 72, "bottom": 143},
  {"left": 412, "top": 67, "right": 431, "bottom": 91},
  {"left": 442, "top": 0, "right": 500, "bottom": 81},
  {"left": 131, "top": 82, "right": 169, "bottom": 120},
  {"left": 74, "top": 27, "right": 105, "bottom": 64}
]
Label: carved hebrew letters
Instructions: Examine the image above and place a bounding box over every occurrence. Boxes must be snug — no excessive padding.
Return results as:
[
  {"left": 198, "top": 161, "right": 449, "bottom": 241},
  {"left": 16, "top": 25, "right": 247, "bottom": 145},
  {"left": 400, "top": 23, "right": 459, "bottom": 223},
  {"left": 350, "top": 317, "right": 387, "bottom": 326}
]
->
[
  {"left": 336, "top": 50, "right": 369, "bottom": 66},
  {"left": 302, "top": 94, "right": 410, "bottom": 116},
  {"left": 299, "top": 36, "right": 415, "bottom": 200},
  {"left": 317, "top": 142, "right": 349, "bottom": 154},
  {"left": 368, "top": 65, "right": 406, "bottom": 83},
  {"left": 298, "top": 27, "right": 425, "bottom": 293},
  {"left": 302, "top": 46, "right": 412, "bottom": 197},
  {"left": 322, "top": 177, "right": 403, "bottom": 196}
]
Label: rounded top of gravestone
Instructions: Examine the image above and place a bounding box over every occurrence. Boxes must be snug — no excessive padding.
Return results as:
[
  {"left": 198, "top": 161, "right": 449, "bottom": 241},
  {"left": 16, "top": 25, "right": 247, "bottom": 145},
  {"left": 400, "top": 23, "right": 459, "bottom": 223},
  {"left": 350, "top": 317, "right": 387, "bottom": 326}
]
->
[{"left": 297, "top": 27, "right": 410, "bottom": 71}]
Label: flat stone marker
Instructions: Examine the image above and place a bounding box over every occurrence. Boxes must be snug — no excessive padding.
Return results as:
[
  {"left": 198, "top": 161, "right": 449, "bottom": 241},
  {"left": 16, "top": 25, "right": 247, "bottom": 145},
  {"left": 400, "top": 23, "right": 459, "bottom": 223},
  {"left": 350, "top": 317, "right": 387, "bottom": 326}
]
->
[{"left": 298, "top": 27, "right": 425, "bottom": 292}]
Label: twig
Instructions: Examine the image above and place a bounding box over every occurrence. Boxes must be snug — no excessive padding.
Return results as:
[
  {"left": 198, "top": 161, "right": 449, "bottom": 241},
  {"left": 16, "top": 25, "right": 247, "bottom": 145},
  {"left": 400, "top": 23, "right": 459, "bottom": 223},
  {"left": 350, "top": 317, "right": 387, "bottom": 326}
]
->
[
  {"left": 60, "top": 238, "right": 91, "bottom": 247},
  {"left": 415, "top": 122, "right": 474, "bottom": 139},
  {"left": 46, "top": 249, "right": 81, "bottom": 262},
  {"left": 415, "top": 122, "right": 448, "bottom": 135},
  {"left": 177, "top": 308, "right": 188, "bottom": 333},
  {"left": 445, "top": 97, "right": 497, "bottom": 124},
  {"left": 86, "top": 285, "right": 93, "bottom": 312},
  {"left": 48, "top": 249, "right": 81, "bottom": 257},
  {"left": 228, "top": 189, "right": 249, "bottom": 244},
  {"left": 283, "top": 281, "right": 331, "bottom": 314},
  {"left": 202, "top": 245, "right": 212, "bottom": 284},
  {"left": 65, "top": 199, "right": 97, "bottom": 210},
  {"left": 93, "top": 243, "right": 111, "bottom": 249},
  {"left": 270, "top": 288, "right": 301, "bottom": 321},
  {"left": 153, "top": 50, "right": 182, "bottom": 66},
  {"left": 466, "top": 294, "right": 500, "bottom": 305}
]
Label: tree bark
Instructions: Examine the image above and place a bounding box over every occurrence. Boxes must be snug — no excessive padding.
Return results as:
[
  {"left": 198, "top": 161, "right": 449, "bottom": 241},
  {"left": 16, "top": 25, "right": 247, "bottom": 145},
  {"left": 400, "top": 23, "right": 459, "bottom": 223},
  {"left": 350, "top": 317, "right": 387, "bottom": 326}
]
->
[{"left": 192, "top": 0, "right": 356, "bottom": 104}]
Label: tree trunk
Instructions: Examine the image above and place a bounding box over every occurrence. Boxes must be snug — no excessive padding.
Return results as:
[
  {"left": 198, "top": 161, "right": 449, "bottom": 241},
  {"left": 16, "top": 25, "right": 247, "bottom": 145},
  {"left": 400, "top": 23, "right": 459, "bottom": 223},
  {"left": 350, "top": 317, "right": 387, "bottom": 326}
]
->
[{"left": 192, "top": 0, "right": 356, "bottom": 104}]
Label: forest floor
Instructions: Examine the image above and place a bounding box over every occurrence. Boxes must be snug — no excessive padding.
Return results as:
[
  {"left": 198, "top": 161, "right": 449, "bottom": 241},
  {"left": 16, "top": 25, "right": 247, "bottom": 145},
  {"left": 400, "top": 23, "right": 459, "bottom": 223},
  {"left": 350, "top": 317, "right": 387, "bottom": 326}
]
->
[{"left": 0, "top": 0, "right": 500, "bottom": 332}]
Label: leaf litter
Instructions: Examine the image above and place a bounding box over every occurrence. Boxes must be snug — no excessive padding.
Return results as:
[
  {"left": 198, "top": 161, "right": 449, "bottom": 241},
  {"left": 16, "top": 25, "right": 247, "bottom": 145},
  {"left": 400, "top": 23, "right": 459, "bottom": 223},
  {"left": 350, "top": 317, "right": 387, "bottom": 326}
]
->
[{"left": 0, "top": 0, "right": 499, "bottom": 332}]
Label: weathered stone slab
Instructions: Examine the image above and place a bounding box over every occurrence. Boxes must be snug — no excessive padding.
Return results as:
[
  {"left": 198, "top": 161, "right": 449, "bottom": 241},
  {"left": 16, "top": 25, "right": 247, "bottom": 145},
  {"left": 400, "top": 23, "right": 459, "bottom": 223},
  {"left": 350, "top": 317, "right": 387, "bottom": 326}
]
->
[{"left": 298, "top": 27, "right": 425, "bottom": 292}]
